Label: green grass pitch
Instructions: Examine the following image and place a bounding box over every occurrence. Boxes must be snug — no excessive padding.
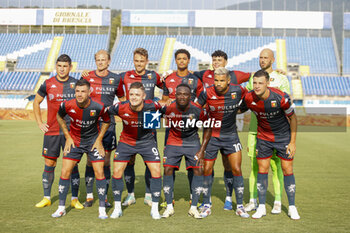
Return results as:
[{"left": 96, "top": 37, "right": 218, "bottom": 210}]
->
[{"left": 0, "top": 120, "right": 349, "bottom": 232}]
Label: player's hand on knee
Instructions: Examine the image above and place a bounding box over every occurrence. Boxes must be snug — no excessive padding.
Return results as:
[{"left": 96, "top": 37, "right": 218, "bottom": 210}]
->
[
  {"left": 286, "top": 142, "right": 296, "bottom": 159},
  {"left": 91, "top": 140, "right": 105, "bottom": 157},
  {"left": 64, "top": 137, "right": 75, "bottom": 155},
  {"left": 195, "top": 150, "right": 204, "bottom": 168}
]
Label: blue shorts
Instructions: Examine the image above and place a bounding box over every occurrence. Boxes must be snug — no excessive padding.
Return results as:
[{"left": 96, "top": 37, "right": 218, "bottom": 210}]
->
[
  {"left": 102, "top": 124, "right": 117, "bottom": 152},
  {"left": 64, "top": 143, "right": 105, "bottom": 163},
  {"left": 205, "top": 135, "right": 242, "bottom": 161},
  {"left": 42, "top": 135, "right": 65, "bottom": 159},
  {"left": 163, "top": 144, "right": 201, "bottom": 170},
  {"left": 256, "top": 138, "right": 292, "bottom": 161},
  {"left": 114, "top": 141, "right": 160, "bottom": 163}
]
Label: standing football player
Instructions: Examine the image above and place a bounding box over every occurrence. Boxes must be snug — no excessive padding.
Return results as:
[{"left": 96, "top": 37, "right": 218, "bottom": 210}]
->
[
  {"left": 81, "top": 50, "right": 125, "bottom": 208},
  {"left": 119, "top": 48, "right": 163, "bottom": 207},
  {"left": 242, "top": 70, "right": 300, "bottom": 220},
  {"left": 108, "top": 82, "right": 162, "bottom": 219},
  {"left": 245, "top": 49, "right": 291, "bottom": 214},
  {"left": 161, "top": 83, "right": 211, "bottom": 219},
  {"left": 52, "top": 79, "right": 110, "bottom": 219},
  {"left": 33, "top": 54, "right": 82, "bottom": 210}
]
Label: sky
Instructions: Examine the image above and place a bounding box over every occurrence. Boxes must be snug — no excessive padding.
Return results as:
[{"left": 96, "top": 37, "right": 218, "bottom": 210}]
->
[{"left": 0, "top": 0, "right": 255, "bottom": 10}]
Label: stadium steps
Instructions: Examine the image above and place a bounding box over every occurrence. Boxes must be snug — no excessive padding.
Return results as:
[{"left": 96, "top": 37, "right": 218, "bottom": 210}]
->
[
  {"left": 158, "top": 38, "right": 177, "bottom": 74},
  {"left": 44, "top": 37, "right": 64, "bottom": 72},
  {"left": 26, "top": 74, "right": 49, "bottom": 110},
  {"left": 291, "top": 79, "right": 304, "bottom": 99}
]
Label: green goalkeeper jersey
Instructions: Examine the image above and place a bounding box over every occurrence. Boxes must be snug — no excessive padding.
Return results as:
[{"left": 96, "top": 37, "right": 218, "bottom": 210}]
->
[{"left": 246, "top": 71, "right": 291, "bottom": 133}]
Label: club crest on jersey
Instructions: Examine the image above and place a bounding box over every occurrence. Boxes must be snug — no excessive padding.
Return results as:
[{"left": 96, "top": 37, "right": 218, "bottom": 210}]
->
[
  {"left": 270, "top": 77, "right": 275, "bottom": 82},
  {"left": 109, "top": 78, "right": 114, "bottom": 84},
  {"left": 147, "top": 73, "right": 152, "bottom": 80},
  {"left": 271, "top": 100, "right": 277, "bottom": 108},
  {"left": 70, "top": 82, "right": 75, "bottom": 89},
  {"left": 90, "top": 110, "right": 96, "bottom": 116},
  {"left": 43, "top": 148, "right": 48, "bottom": 154},
  {"left": 231, "top": 92, "right": 237, "bottom": 99},
  {"left": 255, "top": 149, "right": 258, "bottom": 155},
  {"left": 163, "top": 157, "right": 167, "bottom": 164},
  {"left": 188, "top": 78, "right": 193, "bottom": 85}
]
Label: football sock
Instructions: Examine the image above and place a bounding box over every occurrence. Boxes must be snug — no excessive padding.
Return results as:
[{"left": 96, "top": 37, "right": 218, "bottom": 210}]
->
[
  {"left": 270, "top": 155, "right": 283, "bottom": 202},
  {"left": 112, "top": 177, "right": 124, "bottom": 202},
  {"left": 191, "top": 175, "right": 203, "bottom": 207},
  {"left": 203, "top": 173, "right": 213, "bottom": 205},
  {"left": 96, "top": 178, "right": 107, "bottom": 207},
  {"left": 150, "top": 177, "right": 162, "bottom": 203},
  {"left": 284, "top": 174, "right": 296, "bottom": 206},
  {"left": 58, "top": 177, "right": 70, "bottom": 206},
  {"left": 163, "top": 175, "right": 174, "bottom": 205},
  {"left": 233, "top": 175, "right": 244, "bottom": 205},
  {"left": 224, "top": 170, "right": 234, "bottom": 198},
  {"left": 257, "top": 172, "right": 268, "bottom": 205},
  {"left": 187, "top": 169, "right": 193, "bottom": 195},
  {"left": 124, "top": 164, "right": 135, "bottom": 193},
  {"left": 85, "top": 165, "right": 95, "bottom": 198},
  {"left": 145, "top": 166, "right": 152, "bottom": 194},
  {"left": 71, "top": 165, "right": 80, "bottom": 198},
  {"left": 104, "top": 166, "right": 111, "bottom": 196},
  {"left": 249, "top": 156, "right": 259, "bottom": 199},
  {"left": 43, "top": 165, "right": 55, "bottom": 197}
]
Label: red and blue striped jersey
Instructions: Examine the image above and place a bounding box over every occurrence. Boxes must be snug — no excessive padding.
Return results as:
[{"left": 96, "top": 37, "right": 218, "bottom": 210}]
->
[
  {"left": 163, "top": 72, "right": 203, "bottom": 101},
  {"left": 37, "top": 76, "right": 77, "bottom": 135},
  {"left": 242, "top": 87, "right": 295, "bottom": 142},
  {"left": 193, "top": 70, "right": 250, "bottom": 88},
  {"left": 58, "top": 99, "right": 110, "bottom": 147},
  {"left": 82, "top": 70, "right": 124, "bottom": 106},
  {"left": 197, "top": 84, "right": 247, "bottom": 138},
  {"left": 108, "top": 100, "right": 161, "bottom": 146},
  {"left": 161, "top": 101, "right": 207, "bottom": 147},
  {"left": 120, "top": 70, "right": 163, "bottom": 100}
]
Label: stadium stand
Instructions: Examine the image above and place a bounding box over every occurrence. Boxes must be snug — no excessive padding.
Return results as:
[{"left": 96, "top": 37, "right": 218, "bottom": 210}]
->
[
  {"left": 301, "top": 76, "right": 350, "bottom": 96},
  {"left": 0, "top": 71, "right": 41, "bottom": 91},
  {"left": 343, "top": 38, "right": 350, "bottom": 75},
  {"left": 59, "top": 34, "right": 109, "bottom": 70},
  {"left": 0, "top": 33, "right": 108, "bottom": 71},
  {"left": 110, "top": 35, "right": 338, "bottom": 75},
  {"left": 110, "top": 35, "right": 167, "bottom": 71}
]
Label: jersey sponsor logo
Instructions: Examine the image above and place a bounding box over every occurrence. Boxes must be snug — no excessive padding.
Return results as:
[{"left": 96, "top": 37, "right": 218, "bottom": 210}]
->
[
  {"left": 271, "top": 100, "right": 277, "bottom": 108},
  {"left": 209, "top": 105, "right": 215, "bottom": 111},
  {"left": 122, "top": 119, "right": 129, "bottom": 125},
  {"left": 147, "top": 73, "right": 152, "bottom": 80},
  {"left": 49, "top": 94, "right": 55, "bottom": 101},
  {"left": 90, "top": 110, "right": 96, "bottom": 116},
  {"left": 143, "top": 110, "right": 161, "bottom": 129},
  {"left": 109, "top": 78, "right": 114, "bottom": 84},
  {"left": 69, "top": 109, "right": 76, "bottom": 114},
  {"left": 231, "top": 92, "right": 237, "bottom": 99},
  {"left": 50, "top": 84, "right": 57, "bottom": 88},
  {"left": 89, "top": 78, "right": 95, "bottom": 82},
  {"left": 70, "top": 82, "right": 75, "bottom": 89}
]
